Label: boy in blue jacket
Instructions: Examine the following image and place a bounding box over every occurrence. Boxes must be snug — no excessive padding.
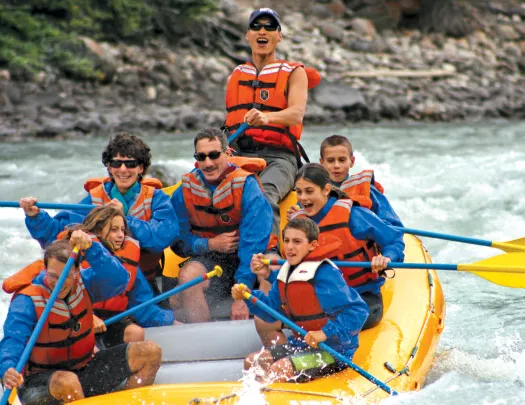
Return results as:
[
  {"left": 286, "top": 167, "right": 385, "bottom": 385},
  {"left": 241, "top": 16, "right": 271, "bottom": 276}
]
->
[{"left": 232, "top": 217, "right": 369, "bottom": 383}]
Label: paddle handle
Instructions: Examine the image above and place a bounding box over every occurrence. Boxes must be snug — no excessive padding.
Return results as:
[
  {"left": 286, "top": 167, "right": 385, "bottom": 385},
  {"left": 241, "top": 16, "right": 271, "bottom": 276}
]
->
[
  {"left": 227, "top": 123, "right": 249, "bottom": 144},
  {"left": 104, "top": 266, "right": 223, "bottom": 327},
  {"left": 263, "top": 259, "right": 458, "bottom": 271},
  {"left": 242, "top": 291, "right": 397, "bottom": 396},
  {"left": 0, "top": 247, "right": 80, "bottom": 405},
  {"left": 0, "top": 201, "right": 95, "bottom": 211}
]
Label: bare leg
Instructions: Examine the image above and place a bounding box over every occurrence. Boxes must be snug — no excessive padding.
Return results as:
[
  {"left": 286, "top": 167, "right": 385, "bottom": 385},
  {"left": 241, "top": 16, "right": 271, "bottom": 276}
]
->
[
  {"left": 48, "top": 371, "right": 85, "bottom": 403},
  {"left": 269, "top": 358, "right": 295, "bottom": 382},
  {"left": 254, "top": 316, "right": 286, "bottom": 347},
  {"left": 123, "top": 323, "right": 145, "bottom": 343},
  {"left": 125, "top": 340, "right": 162, "bottom": 389},
  {"left": 178, "top": 262, "right": 210, "bottom": 323},
  {"left": 244, "top": 349, "right": 275, "bottom": 378}
]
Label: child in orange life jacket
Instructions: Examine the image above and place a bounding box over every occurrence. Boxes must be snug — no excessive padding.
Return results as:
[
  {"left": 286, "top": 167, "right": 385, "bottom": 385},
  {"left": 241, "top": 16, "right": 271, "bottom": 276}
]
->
[
  {"left": 318, "top": 134, "right": 403, "bottom": 227},
  {"left": 64, "top": 206, "right": 177, "bottom": 348},
  {"left": 232, "top": 217, "right": 369, "bottom": 383},
  {"left": 288, "top": 163, "right": 405, "bottom": 331}
]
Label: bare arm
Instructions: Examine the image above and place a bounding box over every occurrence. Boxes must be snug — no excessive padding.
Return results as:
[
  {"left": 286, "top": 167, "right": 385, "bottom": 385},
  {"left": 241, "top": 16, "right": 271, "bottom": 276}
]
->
[{"left": 245, "top": 67, "right": 308, "bottom": 128}]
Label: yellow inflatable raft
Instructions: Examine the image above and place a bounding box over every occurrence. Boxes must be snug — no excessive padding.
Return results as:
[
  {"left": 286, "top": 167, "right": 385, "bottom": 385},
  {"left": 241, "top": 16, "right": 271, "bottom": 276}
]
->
[{"left": 69, "top": 191, "right": 445, "bottom": 405}]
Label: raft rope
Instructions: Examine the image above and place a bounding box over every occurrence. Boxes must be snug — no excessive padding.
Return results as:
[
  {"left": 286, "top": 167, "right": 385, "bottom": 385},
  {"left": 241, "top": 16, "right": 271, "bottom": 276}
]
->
[
  {"left": 360, "top": 240, "right": 437, "bottom": 398},
  {"left": 188, "top": 387, "right": 344, "bottom": 404}
]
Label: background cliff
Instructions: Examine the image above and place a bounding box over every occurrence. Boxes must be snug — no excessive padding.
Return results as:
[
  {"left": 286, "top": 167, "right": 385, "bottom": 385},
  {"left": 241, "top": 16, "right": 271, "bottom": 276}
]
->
[{"left": 1, "top": 0, "right": 524, "bottom": 140}]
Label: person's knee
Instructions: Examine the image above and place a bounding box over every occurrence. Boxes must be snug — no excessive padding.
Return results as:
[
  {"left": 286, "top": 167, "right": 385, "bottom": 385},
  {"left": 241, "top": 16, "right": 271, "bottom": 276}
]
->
[
  {"left": 48, "top": 371, "right": 82, "bottom": 398},
  {"left": 124, "top": 324, "right": 145, "bottom": 343},
  {"left": 128, "top": 340, "right": 162, "bottom": 370},
  {"left": 244, "top": 352, "right": 257, "bottom": 370},
  {"left": 178, "top": 263, "right": 206, "bottom": 284}
]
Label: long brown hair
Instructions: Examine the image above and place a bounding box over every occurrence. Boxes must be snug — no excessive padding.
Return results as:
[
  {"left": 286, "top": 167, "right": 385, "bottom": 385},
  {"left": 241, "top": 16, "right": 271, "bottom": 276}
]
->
[{"left": 66, "top": 206, "right": 129, "bottom": 252}]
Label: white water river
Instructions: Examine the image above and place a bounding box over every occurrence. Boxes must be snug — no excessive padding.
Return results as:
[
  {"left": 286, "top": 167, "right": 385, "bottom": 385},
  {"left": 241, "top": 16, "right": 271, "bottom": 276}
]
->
[{"left": 1, "top": 120, "right": 525, "bottom": 404}]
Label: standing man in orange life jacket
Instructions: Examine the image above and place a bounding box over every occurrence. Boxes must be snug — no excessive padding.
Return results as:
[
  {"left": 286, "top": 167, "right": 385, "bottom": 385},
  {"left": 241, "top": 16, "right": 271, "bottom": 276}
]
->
[{"left": 225, "top": 8, "right": 317, "bottom": 243}]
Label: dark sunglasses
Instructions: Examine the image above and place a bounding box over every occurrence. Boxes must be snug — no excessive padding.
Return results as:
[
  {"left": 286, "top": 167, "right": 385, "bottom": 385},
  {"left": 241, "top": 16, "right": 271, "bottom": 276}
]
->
[
  {"left": 193, "top": 150, "right": 224, "bottom": 162},
  {"left": 109, "top": 159, "right": 140, "bottom": 169},
  {"left": 249, "top": 22, "right": 280, "bottom": 32}
]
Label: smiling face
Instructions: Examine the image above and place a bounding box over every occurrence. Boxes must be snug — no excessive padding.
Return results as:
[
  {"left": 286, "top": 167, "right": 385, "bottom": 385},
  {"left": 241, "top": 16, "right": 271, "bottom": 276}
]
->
[
  {"left": 295, "top": 177, "right": 331, "bottom": 217},
  {"left": 45, "top": 258, "right": 79, "bottom": 299},
  {"left": 283, "top": 228, "right": 318, "bottom": 266},
  {"left": 99, "top": 215, "right": 126, "bottom": 250},
  {"left": 320, "top": 145, "right": 355, "bottom": 184},
  {"left": 246, "top": 17, "right": 282, "bottom": 59},
  {"left": 108, "top": 153, "right": 144, "bottom": 194},
  {"left": 195, "top": 138, "right": 229, "bottom": 184}
]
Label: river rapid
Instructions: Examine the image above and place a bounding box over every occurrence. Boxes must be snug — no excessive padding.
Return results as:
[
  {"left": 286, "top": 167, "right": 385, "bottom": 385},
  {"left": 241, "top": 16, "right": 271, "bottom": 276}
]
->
[{"left": 1, "top": 121, "right": 525, "bottom": 404}]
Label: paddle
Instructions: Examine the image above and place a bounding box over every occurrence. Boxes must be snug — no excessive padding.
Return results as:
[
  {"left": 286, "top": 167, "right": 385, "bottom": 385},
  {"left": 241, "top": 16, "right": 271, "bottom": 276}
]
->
[
  {"left": 241, "top": 289, "right": 398, "bottom": 396},
  {"left": 0, "top": 202, "right": 94, "bottom": 211},
  {"left": 227, "top": 123, "right": 249, "bottom": 144},
  {"left": 396, "top": 226, "right": 525, "bottom": 253},
  {"left": 264, "top": 254, "right": 525, "bottom": 289},
  {"left": 0, "top": 247, "right": 80, "bottom": 405},
  {"left": 104, "top": 265, "right": 223, "bottom": 327}
]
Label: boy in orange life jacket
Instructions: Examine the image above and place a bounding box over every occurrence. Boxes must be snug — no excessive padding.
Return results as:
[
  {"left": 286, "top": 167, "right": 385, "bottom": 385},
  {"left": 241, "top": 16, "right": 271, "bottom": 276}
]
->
[
  {"left": 0, "top": 237, "right": 162, "bottom": 405},
  {"left": 225, "top": 8, "right": 311, "bottom": 243},
  {"left": 232, "top": 218, "right": 369, "bottom": 383},
  {"left": 319, "top": 135, "right": 403, "bottom": 227}
]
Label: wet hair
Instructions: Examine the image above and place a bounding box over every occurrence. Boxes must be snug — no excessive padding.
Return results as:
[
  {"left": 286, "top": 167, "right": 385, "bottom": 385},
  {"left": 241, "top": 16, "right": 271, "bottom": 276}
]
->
[
  {"left": 320, "top": 135, "right": 353, "bottom": 159},
  {"left": 102, "top": 132, "right": 152, "bottom": 176},
  {"left": 283, "top": 217, "right": 319, "bottom": 243},
  {"left": 295, "top": 163, "right": 347, "bottom": 200},
  {"left": 193, "top": 128, "right": 228, "bottom": 151},
  {"left": 44, "top": 239, "right": 79, "bottom": 269},
  {"left": 66, "top": 206, "right": 129, "bottom": 252}
]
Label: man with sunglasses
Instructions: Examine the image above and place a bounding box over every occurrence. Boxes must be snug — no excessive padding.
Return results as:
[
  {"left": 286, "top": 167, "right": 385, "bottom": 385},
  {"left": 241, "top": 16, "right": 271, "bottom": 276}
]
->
[
  {"left": 21, "top": 132, "right": 179, "bottom": 294},
  {"left": 170, "top": 128, "right": 273, "bottom": 323},
  {"left": 0, "top": 236, "right": 162, "bottom": 405},
  {"left": 224, "top": 8, "right": 315, "bottom": 245}
]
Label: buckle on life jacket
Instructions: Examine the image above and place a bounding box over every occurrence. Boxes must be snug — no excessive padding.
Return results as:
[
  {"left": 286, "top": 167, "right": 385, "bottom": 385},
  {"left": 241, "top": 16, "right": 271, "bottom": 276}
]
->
[
  {"left": 253, "top": 103, "right": 262, "bottom": 110},
  {"left": 251, "top": 80, "right": 261, "bottom": 88}
]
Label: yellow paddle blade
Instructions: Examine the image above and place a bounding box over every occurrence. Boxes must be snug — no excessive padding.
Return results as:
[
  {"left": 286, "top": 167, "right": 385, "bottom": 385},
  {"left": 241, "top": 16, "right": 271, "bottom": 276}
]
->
[
  {"left": 492, "top": 238, "right": 525, "bottom": 253},
  {"left": 458, "top": 252, "right": 525, "bottom": 288},
  {"left": 161, "top": 180, "right": 182, "bottom": 197}
]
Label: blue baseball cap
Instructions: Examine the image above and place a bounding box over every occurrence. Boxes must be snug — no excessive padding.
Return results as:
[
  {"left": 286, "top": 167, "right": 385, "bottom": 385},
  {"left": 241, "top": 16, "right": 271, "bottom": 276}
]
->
[{"left": 248, "top": 8, "right": 281, "bottom": 27}]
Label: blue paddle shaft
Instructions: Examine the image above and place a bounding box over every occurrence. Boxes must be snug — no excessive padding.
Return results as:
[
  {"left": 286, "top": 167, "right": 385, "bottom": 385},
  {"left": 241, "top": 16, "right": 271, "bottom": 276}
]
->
[
  {"left": 104, "top": 272, "right": 211, "bottom": 327},
  {"left": 0, "top": 202, "right": 94, "bottom": 211},
  {"left": 0, "top": 249, "right": 79, "bottom": 405},
  {"left": 245, "top": 293, "right": 397, "bottom": 396},
  {"left": 227, "top": 123, "right": 249, "bottom": 144},
  {"left": 269, "top": 259, "right": 458, "bottom": 271},
  {"left": 396, "top": 226, "right": 492, "bottom": 248}
]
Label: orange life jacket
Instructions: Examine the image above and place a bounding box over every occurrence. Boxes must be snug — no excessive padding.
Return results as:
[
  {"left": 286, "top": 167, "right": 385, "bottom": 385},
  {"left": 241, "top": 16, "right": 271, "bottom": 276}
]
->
[
  {"left": 88, "top": 236, "right": 139, "bottom": 319},
  {"left": 84, "top": 176, "right": 162, "bottom": 280},
  {"left": 182, "top": 166, "right": 257, "bottom": 238},
  {"left": 340, "top": 170, "right": 385, "bottom": 210},
  {"left": 225, "top": 61, "right": 320, "bottom": 153},
  {"left": 277, "top": 259, "right": 337, "bottom": 335},
  {"left": 291, "top": 199, "right": 379, "bottom": 287},
  {"left": 3, "top": 261, "right": 95, "bottom": 375}
]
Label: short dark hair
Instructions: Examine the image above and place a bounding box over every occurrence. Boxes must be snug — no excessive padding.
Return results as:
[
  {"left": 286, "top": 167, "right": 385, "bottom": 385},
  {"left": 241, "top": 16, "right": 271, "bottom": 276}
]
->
[
  {"left": 283, "top": 217, "right": 319, "bottom": 243},
  {"left": 320, "top": 135, "right": 353, "bottom": 159},
  {"left": 193, "top": 128, "right": 228, "bottom": 151},
  {"left": 44, "top": 239, "right": 78, "bottom": 268},
  {"left": 102, "top": 132, "right": 152, "bottom": 175}
]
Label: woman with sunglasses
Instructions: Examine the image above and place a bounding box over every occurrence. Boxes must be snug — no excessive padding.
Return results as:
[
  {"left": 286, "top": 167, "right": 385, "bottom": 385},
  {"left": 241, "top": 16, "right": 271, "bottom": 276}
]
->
[
  {"left": 224, "top": 8, "right": 321, "bottom": 248},
  {"left": 20, "top": 132, "right": 179, "bottom": 293}
]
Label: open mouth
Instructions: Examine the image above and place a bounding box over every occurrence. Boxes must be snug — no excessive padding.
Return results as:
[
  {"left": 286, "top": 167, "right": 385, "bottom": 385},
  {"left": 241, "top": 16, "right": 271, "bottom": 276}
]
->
[
  {"left": 302, "top": 203, "right": 313, "bottom": 210},
  {"left": 257, "top": 38, "right": 268, "bottom": 44}
]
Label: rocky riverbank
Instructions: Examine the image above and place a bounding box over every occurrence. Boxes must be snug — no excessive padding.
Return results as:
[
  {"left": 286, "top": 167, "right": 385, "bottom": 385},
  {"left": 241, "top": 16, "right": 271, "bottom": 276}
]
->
[{"left": 1, "top": 0, "right": 525, "bottom": 141}]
